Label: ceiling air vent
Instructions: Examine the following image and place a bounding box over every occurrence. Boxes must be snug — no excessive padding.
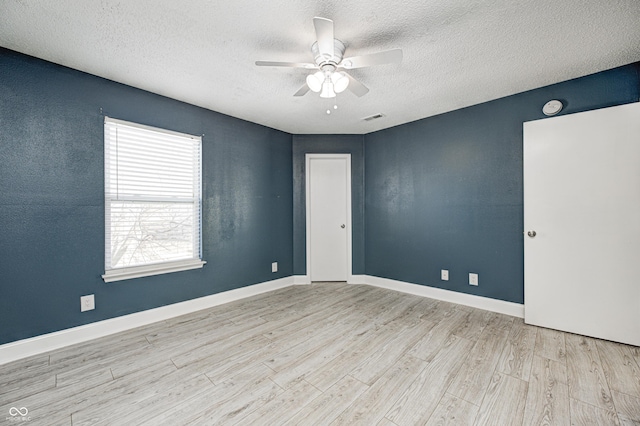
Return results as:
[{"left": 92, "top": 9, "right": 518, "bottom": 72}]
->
[{"left": 363, "top": 113, "right": 385, "bottom": 122}]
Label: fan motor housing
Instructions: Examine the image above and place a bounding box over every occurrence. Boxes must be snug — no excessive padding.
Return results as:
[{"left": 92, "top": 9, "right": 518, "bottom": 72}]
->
[{"left": 311, "top": 39, "right": 346, "bottom": 66}]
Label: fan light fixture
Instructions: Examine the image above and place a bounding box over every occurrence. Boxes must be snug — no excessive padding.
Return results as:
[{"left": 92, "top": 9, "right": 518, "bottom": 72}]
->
[{"left": 306, "top": 70, "right": 349, "bottom": 98}]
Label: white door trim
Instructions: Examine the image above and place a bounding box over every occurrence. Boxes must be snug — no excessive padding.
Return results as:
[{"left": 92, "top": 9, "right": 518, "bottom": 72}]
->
[{"left": 305, "top": 153, "right": 353, "bottom": 283}]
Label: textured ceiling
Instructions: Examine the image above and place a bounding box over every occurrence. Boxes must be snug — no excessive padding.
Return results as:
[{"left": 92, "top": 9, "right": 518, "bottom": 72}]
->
[{"left": 1, "top": 0, "right": 639, "bottom": 134}]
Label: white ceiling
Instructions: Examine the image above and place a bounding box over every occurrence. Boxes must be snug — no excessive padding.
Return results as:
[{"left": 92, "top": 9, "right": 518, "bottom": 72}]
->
[{"left": 1, "top": 0, "right": 639, "bottom": 134}]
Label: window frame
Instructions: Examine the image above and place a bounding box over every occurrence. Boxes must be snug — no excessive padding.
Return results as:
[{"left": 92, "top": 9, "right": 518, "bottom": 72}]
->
[{"left": 102, "top": 117, "right": 205, "bottom": 283}]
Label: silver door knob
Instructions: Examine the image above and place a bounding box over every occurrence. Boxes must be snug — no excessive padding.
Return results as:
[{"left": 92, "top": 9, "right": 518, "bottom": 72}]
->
[
  {"left": 341, "top": 224, "right": 346, "bottom": 229},
  {"left": 527, "top": 230, "right": 537, "bottom": 238}
]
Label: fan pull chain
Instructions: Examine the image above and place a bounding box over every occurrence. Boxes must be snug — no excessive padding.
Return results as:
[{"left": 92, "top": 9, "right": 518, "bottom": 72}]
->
[{"left": 325, "top": 99, "right": 338, "bottom": 115}]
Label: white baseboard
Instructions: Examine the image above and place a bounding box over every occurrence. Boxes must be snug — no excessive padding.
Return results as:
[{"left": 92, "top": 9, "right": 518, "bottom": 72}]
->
[
  {"left": 293, "top": 275, "right": 311, "bottom": 285},
  {"left": 348, "top": 275, "right": 367, "bottom": 284},
  {"left": 364, "top": 275, "right": 524, "bottom": 318},
  {"left": 0, "top": 276, "right": 295, "bottom": 366},
  {"left": 1, "top": 274, "right": 524, "bottom": 365}
]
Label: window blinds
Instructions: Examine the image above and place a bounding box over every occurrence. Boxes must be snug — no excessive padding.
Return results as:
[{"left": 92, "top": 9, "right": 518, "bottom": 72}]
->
[{"left": 104, "top": 117, "right": 202, "bottom": 273}]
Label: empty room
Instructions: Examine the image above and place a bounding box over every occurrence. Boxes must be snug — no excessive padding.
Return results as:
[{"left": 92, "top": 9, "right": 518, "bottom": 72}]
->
[{"left": 1, "top": 1, "right": 639, "bottom": 425}]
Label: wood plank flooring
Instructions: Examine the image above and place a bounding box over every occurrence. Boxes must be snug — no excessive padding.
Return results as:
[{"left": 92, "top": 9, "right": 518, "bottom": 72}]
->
[{"left": 1, "top": 283, "right": 639, "bottom": 425}]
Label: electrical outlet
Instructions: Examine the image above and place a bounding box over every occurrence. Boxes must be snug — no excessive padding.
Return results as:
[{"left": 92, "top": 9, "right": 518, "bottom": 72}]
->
[
  {"left": 469, "top": 273, "right": 479, "bottom": 286},
  {"left": 441, "top": 269, "right": 449, "bottom": 281},
  {"left": 81, "top": 294, "right": 95, "bottom": 312},
  {"left": 271, "top": 262, "right": 278, "bottom": 273}
]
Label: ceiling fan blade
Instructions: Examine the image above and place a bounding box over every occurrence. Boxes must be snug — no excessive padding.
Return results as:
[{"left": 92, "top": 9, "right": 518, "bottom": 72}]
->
[
  {"left": 341, "top": 49, "right": 403, "bottom": 69},
  {"left": 313, "top": 17, "right": 334, "bottom": 59},
  {"left": 255, "top": 61, "right": 316, "bottom": 69},
  {"left": 344, "top": 72, "right": 369, "bottom": 97},
  {"left": 293, "top": 84, "right": 310, "bottom": 97}
]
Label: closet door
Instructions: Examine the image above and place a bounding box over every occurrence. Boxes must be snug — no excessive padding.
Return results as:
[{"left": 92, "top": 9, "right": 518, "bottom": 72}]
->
[
  {"left": 524, "top": 102, "right": 640, "bottom": 346},
  {"left": 306, "top": 154, "right": 352, "bottom": 282}
]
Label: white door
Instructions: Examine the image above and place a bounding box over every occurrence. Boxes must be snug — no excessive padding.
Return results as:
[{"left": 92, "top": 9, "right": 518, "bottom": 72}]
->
[
  {"left": 524, "top": 102, "right": 640, "bottom": 346},
  {"left": 306, "top": 154, "right": 351, "bottom": 282}
]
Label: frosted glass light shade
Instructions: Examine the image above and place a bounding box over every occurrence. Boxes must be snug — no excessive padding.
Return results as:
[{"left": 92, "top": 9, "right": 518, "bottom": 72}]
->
[
  {"left": 320, "top": 81, "right": 336, "bottom": 98},
  {"left": 331, "top": 72, "right": 349, "bottom": 93},
  {"left": 306, "top": 71, "right": 324, "bottom": 92}
]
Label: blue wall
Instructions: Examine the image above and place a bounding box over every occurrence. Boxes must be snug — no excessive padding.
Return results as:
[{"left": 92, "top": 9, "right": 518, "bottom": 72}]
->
[
  {"left": 292, "top": 135, "right": 365, "bottom": 276},
  {"left": 1, "top": 45, "right": 638, "bottom": 345},
  {"left": 0, "top": 48, "right": 293, "bottom": 345},
  {"left": 364, "top": 63, "right": 640, "bottom": 303}
]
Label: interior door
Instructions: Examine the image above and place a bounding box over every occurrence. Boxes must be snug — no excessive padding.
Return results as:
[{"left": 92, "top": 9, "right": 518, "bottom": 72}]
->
[
  {"left": 523, "top": 102, "right": 640, "bottom": 346},
  {"left": 307, "top": 154, "right": 351, "bottom": 282}
]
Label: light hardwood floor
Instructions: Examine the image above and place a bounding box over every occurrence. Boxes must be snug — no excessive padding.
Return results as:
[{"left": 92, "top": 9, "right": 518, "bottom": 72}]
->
[{"left": 1, "top": 283, "right": 639, "bottom": 425}]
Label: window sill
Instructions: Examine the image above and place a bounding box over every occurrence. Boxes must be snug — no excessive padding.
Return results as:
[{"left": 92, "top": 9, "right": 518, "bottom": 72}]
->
[{"left": 102, "top": 259, "right": 206, "bottom": 283}]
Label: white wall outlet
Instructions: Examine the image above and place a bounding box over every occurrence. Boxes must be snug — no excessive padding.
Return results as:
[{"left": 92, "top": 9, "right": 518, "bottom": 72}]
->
[
  {"left": 81, "top": 294, "right": 95, "bottom": 312},
  {"left": 271, "top": 262, "right": 278, "bottom": 273},
  {"left": 441, "top": 269, "right": 449, "bottom": 281},
  {"left": 469, "top": 273, "right": 479, "bottom": 286}
]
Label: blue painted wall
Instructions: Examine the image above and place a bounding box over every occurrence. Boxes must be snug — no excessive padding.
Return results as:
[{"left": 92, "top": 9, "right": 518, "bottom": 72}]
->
[
  {"left": 0, "top": 48, "right": 293, "bottom": 345},
  {"left": 1, "top": 45, "right": 638, "bottom": 345},
  {"left": 292, "top": 135, "right": 365, "bottom": 276},
  {"left": 364, "top": 63, "right": 640, "bottom": 303}
]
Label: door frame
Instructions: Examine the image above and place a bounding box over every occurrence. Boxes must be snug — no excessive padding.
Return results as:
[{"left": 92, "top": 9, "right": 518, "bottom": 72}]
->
[{"left": 305, "top": 153, "right": 353, "bottom": 283}]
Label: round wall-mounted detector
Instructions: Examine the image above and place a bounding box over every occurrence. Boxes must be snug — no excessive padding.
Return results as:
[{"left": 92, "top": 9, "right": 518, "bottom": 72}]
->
[{"left": 542, "top": 100, "right": 563, "bottom": 116}]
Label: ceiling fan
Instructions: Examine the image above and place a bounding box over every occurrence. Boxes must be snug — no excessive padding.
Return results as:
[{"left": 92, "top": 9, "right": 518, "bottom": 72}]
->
[{"left": 256, "top": 17, "right": 403, "bottom": 98}]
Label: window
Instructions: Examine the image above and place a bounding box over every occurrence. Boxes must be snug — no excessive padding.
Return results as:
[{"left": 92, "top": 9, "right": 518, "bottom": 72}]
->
[{"left": 102, "top": 117, "right": 205, "bottom": 282}]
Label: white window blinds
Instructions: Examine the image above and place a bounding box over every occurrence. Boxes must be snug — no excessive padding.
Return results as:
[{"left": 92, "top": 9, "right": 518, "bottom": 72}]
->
[{"left": 103, "top": 117, "right": 204, "bottom": 282}]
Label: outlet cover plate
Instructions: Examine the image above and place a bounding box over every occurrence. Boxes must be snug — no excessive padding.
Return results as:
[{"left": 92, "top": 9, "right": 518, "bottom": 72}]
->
[
  {"left": 469, "top": 273, "right": 479, "bottom": 286},
  {"left": 271, "top": 262, "right": 278, "bottom": 273},
  {"left": 81, "top": 294, "right": 95, "bottom": 312},
  {"left": 441, "top": 269, "right": 449, "bottom": 281}
]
